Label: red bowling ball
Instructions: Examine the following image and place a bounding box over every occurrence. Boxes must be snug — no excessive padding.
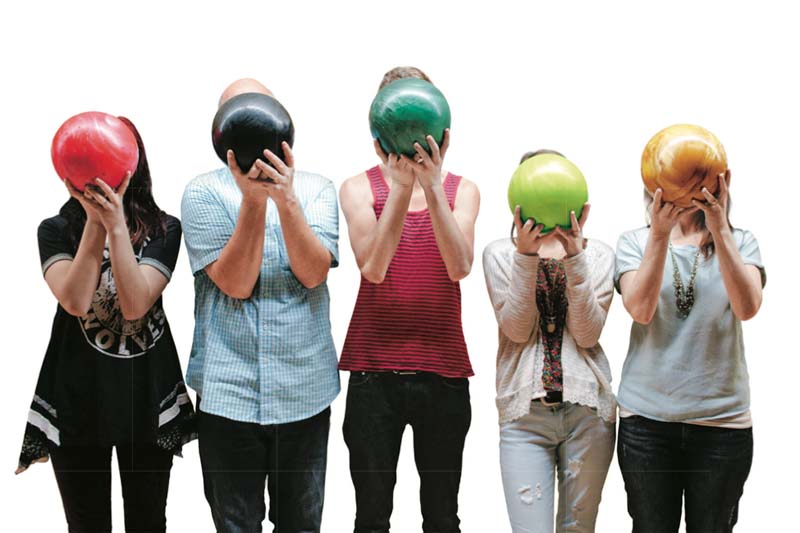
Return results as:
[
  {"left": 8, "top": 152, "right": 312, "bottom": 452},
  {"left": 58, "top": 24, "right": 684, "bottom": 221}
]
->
[{"left": 51, "top": 112, "right": 139, "bottom": 191}]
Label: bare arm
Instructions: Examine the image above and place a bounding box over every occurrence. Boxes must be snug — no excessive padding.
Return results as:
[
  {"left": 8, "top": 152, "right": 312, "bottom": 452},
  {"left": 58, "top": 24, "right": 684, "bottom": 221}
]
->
[
  {"left": 106, "top": 227, "right": 170, "bottom": 320},
  {"left": 620, "top": 190, "right": 688, "bottom": 324},
  {"left": 713, "top": 230, "right": 763, "bottom": 320},
  {"left": 423, "top": 178, "right": 479, "bottom": 281},
  {"left": 412, "top": 131, "right": 478, "bottom": 281},
  {"left": 44, "top": 221, "right": 105, "bottom": 316},
  {"left": 42, "top": 180, "right": 110, "bottom": 316},
  {"left": 83, "top": 177, "right": 172, "bottom": 320},
  {"left": 340, "top": 141, "right": 416, "bottom": 284},
  {"left": 257, "top": 143, "right": 333, "bottom": 288},
  {"left": 204, "top": 150, "right": 271, "bottom": 299},
  {"left": 692, "top": 173, "right": 763, "bottom": 320}
]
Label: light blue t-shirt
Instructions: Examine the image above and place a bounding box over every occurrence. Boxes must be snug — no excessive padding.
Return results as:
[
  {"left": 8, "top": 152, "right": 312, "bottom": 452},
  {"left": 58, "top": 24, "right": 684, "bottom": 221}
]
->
[
  {"left": 614, "top": 227, "right": 766, "bottom": 423},
  {"left": 181, "top": 168, "right": 340, "bottom": 425}
]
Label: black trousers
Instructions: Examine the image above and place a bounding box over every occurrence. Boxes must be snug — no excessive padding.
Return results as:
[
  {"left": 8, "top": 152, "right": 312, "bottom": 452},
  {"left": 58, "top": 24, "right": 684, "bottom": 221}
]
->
[
  {"left": 343, "top": 371, "right": 472, "bottom": 533},
  {"left": 50, "top": 444, "right": 174, "bottom": 533},
  {"left": 618, "top": 415, "right": 753, "bottom": 533},
  {"left": 198, "top": 406, "right": 331, "bottom": 533}
]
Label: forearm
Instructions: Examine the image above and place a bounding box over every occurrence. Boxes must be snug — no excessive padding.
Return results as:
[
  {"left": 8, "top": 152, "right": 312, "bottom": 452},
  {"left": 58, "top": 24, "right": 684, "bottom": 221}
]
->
[
  {"left": 106, "top": 226, "right": 156, "bottom": 320},
  {"left": 210, "top": 197, "right": 267, "bottom": 298},
  {"left": 623, "top": 230, "right": 669, "bottom": 323},
  {"left": 714, "top": 228, "right": 762, "bottom": 320},
  {"left": 564, "top": 251, "right": 608, "bottom": 347},
  {"left": 424, "top": 184, "right": 472, "bottom": 281},
  {"left": 493, "top": 253, "right": 541, "bottom": 343},
  {"left": 360, "top": 184, "right": 411, "bottom": 283},
  {"left": 277, "top": 197, "right": 332, "bottom": 288},
  {"left": 57, "top": 222, "right": 105, "bottom": 314}
]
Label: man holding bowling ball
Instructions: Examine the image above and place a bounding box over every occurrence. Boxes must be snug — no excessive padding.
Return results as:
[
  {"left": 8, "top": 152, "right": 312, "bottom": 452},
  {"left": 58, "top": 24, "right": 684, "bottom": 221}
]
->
[
  {"left": 181, "top": 78, "right": 340, "bottom": 533},
  {"left": 339, "top": 66, "right": 480, "bottom": 533}
]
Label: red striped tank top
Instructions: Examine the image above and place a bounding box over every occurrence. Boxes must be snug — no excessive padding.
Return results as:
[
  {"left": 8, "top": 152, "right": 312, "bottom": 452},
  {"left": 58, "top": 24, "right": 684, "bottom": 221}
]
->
[{"left": 339, "top": 166, "right": 474, "bottom": 378}]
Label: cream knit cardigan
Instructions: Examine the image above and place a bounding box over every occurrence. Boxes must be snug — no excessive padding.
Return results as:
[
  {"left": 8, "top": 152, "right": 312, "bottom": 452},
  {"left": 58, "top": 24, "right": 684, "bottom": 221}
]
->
[{"left": 482, "top": 238, "right": 617, "bottom": 424}]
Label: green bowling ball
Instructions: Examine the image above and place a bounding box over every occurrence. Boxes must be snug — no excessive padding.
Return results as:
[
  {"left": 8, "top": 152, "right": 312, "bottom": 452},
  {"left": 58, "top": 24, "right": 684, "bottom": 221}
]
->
[
  {"left": 507, "top": 154, "right": 588, "bottom": 233},
  {"left": 369, "top": 78, "right": 451, "bottom": 157}
]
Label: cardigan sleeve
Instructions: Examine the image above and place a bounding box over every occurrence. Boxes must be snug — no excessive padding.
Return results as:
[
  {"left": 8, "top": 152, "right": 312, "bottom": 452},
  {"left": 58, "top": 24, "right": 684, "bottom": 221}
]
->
[
  {"left": 483, "top": 242, "right": 541, "bottom": 345},
  {"left": 563, "top": 241, "right": 615, "bottom": 348}
]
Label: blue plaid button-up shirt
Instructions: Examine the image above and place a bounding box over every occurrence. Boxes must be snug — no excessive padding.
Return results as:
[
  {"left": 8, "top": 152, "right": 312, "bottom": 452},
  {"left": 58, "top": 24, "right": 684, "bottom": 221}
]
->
[{"left": 181, "top": 168, "right": 340, "bottom": 425}]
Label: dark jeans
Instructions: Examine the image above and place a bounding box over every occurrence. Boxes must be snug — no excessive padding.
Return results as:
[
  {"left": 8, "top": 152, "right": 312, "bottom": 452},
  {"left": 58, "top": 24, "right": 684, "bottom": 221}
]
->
[
  {"left": 198, "top": 405, "right": 330, "bottom": 533},
  {"left": 618, "top": 415, "right": 753, "bottom": 533},
  {"left": 343, "top": 371, "right": 472, "bottom": 533},
  {"left": 50, "top": 444, "right": 174, "bottom": 533}
]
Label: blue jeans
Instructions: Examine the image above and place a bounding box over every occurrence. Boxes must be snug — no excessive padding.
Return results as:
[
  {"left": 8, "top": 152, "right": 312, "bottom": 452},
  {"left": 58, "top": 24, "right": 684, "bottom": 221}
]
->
[
  {"left": 343, "top": 371, "right": 471, "bottom": 533},
  {"left": 198, "top": 404, "right": 330, "bottom": 533},
  {"left": 618, "top": 415, "right": 753, "bottom": 533},
  {"left": 499, "top": 401, "right": 615, "bottom": 533}
]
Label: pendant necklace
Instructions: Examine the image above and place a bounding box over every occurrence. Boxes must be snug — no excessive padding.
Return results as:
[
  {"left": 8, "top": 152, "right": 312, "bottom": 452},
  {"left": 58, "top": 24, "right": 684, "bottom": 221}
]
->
[
  {"left": 541, "top": 260, "right": 557, "bottom": 333},
  {"left": 668, "top": 242, "right": 701, "bottom": 319}
]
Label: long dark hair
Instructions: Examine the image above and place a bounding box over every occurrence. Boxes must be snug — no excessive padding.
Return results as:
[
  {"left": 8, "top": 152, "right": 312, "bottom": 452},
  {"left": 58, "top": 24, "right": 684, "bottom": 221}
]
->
[{"left": 60, "top": 117, "right": 167, "bottom": 251}]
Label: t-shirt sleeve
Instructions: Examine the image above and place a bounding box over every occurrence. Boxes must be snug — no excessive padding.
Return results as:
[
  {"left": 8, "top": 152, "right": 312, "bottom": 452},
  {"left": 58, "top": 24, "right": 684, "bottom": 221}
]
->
[
  {"left": 140, "top": 216, "right": 182, "bottom": 281},
  {"left": 38, "top": 216, "right": 74, "bottom": 276},
  {"left": 614, "top": 230, "right": 644, "bottom": 293},
  {"left": 738, "top": 229, "right": 766, "bottom": 287},
  {"left": 306, "top": 181, "right": 340, "bottom": 268},
  {"left": 181, "top": 181, "right": 234, "bottom": 275}
]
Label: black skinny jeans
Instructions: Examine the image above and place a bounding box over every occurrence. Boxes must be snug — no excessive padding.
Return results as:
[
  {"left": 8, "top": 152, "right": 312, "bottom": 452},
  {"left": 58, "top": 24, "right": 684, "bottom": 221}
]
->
[{"left": 51, "top": 444, "right": 174, "bottom": 533}]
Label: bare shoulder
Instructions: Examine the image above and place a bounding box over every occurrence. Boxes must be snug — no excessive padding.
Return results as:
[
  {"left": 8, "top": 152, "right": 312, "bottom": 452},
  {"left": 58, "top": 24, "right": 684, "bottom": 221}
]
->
[
  {"left": 456, "top": 176, "right": 479, "bottom": 196},
  {"left": 453, "top": 175, "right": 480, "bottom": 213},
  {"left": 339, "top": 171, "right": 373, "bottom": 211}
]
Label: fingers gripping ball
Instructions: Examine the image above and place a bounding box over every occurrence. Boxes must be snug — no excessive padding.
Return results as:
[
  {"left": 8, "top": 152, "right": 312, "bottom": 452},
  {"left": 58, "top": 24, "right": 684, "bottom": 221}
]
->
[
  {"left": 641, "top": 124, "right": 728, "bottom": 207},
  {"left": 369, "top": 78, "right": 451, "bottom": 157},
  {"left": 212, "top": 93, "right": 295, "bottom": 171},
  {"left": 51, "top": 112, "right": 139, "bottom": 192},
  {"left": 508, "top": 154, "right": 588, "bottom": 233}
]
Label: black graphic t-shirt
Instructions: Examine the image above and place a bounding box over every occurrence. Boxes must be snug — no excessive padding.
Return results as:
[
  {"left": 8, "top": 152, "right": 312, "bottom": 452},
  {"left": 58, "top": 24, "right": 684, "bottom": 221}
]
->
[{"left": 19, "top": 214, "right": 197, "bottom": 470}]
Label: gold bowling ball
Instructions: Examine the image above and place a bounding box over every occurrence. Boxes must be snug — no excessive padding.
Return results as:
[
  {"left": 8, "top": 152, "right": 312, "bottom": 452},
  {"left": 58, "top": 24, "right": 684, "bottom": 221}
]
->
[{"left": 641, "top": 124, "right": 728, "bottom": 207}]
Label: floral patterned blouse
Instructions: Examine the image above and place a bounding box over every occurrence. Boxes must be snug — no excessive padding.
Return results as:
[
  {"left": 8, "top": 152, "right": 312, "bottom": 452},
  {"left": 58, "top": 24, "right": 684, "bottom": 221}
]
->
[{"left": 536, "top": 258, "right": 568, "bottom": 392}]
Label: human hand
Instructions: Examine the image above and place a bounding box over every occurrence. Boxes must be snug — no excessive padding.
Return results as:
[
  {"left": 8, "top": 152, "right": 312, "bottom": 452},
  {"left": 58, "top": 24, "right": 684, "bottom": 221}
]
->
[
  {"left": 692, "top": 170, "right": 731, "bottom": 237},
  {"left": 552, "top": 203, "right": 590, "bottom": 257},
  {"left": 374, "top": 139, "right": 415, "bottom": 189},
  {"left": 408, "top": 129, "right": 450, "bottom": 190}
]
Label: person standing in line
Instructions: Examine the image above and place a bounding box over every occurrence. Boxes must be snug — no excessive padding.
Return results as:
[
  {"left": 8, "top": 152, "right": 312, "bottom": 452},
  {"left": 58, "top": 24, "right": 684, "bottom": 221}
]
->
[
  {"left": 181, "top": 78, "right": 340, "bottom": 533},
  {"left": 615, "top": 171, "right": 765, "bottom": 532},
  {"left": 17, "top": 117, "right": 196, "bottom": 533},
  {"left": 483, "top": 150, "right": 616, "bottom": 533},
  {"left": 338, "top": 66, "right": 480, "bottom": 533}
]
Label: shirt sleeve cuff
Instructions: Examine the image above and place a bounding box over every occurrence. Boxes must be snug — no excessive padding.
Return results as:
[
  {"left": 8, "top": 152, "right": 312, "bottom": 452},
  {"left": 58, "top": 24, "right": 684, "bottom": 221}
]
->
[
  {"left": 41, "top": 253, "right": 74, "bottom": 276},
  {"left": 189, "top": 249, "right": 223, "bottom": 275},
  {"left": 139, "top": 258, "right": 173, "bottom": 281}
]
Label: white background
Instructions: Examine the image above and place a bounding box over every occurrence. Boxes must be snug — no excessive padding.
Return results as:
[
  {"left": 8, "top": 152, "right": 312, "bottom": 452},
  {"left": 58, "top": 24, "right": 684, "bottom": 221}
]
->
[{"left": 1, "top": 1, "right": 796, "bottom": 531}]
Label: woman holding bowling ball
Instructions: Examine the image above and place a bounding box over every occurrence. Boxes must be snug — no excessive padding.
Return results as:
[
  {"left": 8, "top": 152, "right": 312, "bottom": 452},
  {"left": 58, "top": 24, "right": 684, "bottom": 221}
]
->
[
  {"left": 615, "top": 145, "right": 765, "bottom": 530},
  {"left": 483, "top": 150, "right": 616, "bottom": 533},
  {"left": 17, "top": 117, "right": 196, "bottom": 532}
]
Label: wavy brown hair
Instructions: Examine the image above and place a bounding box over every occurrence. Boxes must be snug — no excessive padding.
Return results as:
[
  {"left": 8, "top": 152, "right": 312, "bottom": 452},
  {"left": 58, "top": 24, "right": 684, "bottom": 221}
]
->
[{"left": 60, "top": 117, "right": 167, "bottom": 251}]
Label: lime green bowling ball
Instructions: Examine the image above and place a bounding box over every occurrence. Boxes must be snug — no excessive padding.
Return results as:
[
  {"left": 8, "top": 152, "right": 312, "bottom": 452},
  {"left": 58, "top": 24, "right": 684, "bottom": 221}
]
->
[
  {"left": 369, "top": 78, "right": 451, "bottom": 157},
  {"left": 507, "top": 154, "right": 588, "bottom": 232}
]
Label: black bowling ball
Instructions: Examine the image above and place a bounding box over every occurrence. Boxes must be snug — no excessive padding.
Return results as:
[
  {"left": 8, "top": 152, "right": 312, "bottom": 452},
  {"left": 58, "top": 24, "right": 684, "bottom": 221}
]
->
[{"left": 211, "top": 92, "right": 295, "bottom": 172}]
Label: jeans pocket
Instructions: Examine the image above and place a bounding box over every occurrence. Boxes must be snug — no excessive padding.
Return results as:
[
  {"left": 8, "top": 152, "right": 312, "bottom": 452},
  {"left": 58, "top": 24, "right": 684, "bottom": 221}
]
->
[
  {"left": 438, "top": 375, "right": 469, "bottom": 391},
  {"left": 348, "top": 371, "right": 375, "bottom": 387}
]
